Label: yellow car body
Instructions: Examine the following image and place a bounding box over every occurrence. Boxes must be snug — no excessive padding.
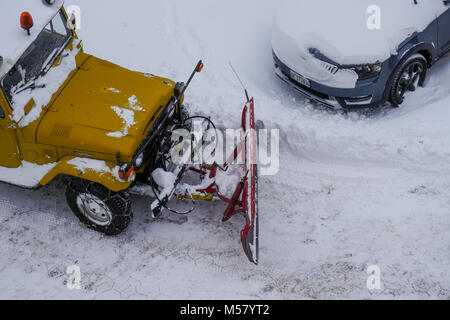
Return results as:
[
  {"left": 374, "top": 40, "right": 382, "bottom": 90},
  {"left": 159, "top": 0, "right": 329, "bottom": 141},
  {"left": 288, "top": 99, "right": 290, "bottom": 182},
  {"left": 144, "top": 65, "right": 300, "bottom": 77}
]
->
[{"left": 0, "top": 6, "right": 178, "bottom": 192}]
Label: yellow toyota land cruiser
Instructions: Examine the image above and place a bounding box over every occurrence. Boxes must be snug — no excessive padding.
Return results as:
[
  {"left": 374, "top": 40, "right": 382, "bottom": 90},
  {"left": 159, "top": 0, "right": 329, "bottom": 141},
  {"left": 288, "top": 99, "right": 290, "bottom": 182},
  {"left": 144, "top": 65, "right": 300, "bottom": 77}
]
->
[{"left": 0, "top": 0, "right": 196, "bottom": 235}]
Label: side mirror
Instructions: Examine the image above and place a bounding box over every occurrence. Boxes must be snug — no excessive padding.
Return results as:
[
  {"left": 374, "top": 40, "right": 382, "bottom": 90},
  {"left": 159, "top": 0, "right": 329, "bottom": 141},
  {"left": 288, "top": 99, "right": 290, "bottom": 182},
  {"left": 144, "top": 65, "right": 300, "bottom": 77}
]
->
[{"left": 69, "top": 13, "right": 77, "bottom": 29}]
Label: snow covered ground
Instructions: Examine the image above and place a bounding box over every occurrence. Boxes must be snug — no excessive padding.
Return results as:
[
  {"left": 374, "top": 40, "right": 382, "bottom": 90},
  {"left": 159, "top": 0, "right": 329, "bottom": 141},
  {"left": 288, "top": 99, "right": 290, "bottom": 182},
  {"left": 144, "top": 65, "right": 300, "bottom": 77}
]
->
[{"left": 1, "top": 0, "right": 449, "bottom": 299}]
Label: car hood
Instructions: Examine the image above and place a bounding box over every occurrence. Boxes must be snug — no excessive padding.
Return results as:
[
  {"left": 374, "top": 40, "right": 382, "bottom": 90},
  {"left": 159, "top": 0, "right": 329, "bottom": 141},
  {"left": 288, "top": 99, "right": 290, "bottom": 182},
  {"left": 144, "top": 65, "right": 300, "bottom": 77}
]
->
[
  {"left": 37, "top": 56, "right": 175, "bottom": 157},
  {"left": 273, "top": 0, "right": 446, "bottom": 66}
]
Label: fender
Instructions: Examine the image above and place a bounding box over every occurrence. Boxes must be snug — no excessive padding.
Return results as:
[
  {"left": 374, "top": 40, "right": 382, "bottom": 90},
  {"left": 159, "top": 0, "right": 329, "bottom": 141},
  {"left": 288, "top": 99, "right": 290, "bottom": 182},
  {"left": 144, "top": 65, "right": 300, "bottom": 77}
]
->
[
  {"left": 393, "top": 19, "right": 439, "bottom": 68},
  {"left": 396, "top": 41, "right": 438, "bottom": 67},
  {"left": 40, "top": 156, "right": 133, "bottom": 192},
  {"left": 381, "top": 40, "right": 437, "bottom": 102}
]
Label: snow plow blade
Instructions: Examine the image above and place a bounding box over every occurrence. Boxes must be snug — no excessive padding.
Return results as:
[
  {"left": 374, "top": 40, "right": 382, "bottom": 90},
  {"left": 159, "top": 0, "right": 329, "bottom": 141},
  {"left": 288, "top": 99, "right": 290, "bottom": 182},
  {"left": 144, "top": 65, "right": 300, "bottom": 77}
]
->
[
  {"left": 240, "top": 98, "right": 259, "bottom": 265},
  {"left": 146, "top": 62, "right": 259, "bottom": 264},
  {"left": 221, "top": 98, "right": 259, "bottom": 264}
]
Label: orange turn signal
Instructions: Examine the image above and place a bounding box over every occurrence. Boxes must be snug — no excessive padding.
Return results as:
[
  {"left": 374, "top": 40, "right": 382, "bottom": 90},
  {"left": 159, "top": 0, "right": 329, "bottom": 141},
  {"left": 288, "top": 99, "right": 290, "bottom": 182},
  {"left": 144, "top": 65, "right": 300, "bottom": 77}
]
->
[{"left": 119, "top": 165, "right": 135, "bottom": 180}]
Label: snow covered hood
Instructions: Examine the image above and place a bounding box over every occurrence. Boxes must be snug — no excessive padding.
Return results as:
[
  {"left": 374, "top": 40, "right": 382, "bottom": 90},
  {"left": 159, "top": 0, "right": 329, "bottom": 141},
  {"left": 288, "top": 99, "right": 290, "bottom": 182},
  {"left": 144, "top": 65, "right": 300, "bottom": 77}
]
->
[
  {"left": 273, "top": 0, "right": 447, "bottom": 65},
  {"left": 0, "top": 0, "right": 64, "bottom": 79},
  {"left": 36, "top": 56, "right": 176, "bottom": 157}
]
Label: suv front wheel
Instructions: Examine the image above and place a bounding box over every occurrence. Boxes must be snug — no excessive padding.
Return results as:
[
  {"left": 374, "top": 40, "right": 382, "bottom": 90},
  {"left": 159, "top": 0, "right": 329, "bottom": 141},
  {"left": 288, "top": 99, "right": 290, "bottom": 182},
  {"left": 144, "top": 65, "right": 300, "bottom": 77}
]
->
[
  {"left": 66, "top": 178, "right": 132, "bottom": 235},
  {"left": 388, "top": 53, "right": 428, "bottom": 106}
]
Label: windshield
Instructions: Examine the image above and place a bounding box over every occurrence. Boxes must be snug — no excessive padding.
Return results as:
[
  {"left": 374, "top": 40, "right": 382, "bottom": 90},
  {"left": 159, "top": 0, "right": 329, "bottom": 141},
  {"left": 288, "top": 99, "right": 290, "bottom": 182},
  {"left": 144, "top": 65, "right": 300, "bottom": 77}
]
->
[{"left": 0, "top": 10, "right": 73, "bottom": 104}]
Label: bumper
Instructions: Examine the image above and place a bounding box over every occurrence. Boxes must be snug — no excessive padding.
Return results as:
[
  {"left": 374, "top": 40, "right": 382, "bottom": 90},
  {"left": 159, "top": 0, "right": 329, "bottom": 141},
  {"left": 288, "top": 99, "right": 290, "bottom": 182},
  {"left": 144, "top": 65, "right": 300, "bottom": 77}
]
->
[
  {"left": 274, "top": 65, "right": 342, "bottom": 109},
  {"left": 273, "top": 52, "right": 381, "bottom": 109}
]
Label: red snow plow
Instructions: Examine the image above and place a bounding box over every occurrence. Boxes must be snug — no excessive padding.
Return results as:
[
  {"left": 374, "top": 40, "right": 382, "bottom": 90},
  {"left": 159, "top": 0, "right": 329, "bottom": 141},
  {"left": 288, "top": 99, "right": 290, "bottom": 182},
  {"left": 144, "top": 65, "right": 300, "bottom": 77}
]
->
[{"left": 147, "top": 62, "right": 259, "bottom": 264}]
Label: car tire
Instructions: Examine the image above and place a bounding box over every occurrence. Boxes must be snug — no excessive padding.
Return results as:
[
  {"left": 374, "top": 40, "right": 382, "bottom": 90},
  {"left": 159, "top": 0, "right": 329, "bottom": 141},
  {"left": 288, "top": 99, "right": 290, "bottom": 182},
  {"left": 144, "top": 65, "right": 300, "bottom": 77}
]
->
[
  {"left": 388, "top": 53, "right": 428, "bottom": 107},
  {"left": 66, "top": 178, "right": 132, "bottom": 235}
]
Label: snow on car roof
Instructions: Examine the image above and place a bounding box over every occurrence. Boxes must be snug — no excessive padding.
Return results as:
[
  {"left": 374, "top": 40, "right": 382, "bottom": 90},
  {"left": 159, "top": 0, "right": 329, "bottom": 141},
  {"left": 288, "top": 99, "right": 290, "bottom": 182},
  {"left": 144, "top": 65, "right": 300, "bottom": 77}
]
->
[{"left": 0, "top": 0, "right": 64, "bottom": 80}]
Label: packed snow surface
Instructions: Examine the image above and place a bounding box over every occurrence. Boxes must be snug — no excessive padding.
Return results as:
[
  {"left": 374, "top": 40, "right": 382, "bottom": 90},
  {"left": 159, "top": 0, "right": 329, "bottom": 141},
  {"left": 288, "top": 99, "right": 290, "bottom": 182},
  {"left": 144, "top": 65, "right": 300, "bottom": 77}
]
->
[
  {"left": 0, "top": 0, "right": 64, "bottom": 79},
  {"left": 0, "top": 0, "right": 449, "bottom": 299}
]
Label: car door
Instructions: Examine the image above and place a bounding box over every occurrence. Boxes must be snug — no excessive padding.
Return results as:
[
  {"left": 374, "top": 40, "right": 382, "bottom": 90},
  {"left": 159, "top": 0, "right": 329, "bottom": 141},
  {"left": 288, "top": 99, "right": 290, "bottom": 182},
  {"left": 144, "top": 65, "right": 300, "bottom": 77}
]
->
[
  {"left": 437, "top": 3, "right": 450, "bottom": 55},
  {"left": 0, "top": 94, "right": 21, "bottom": 168}
]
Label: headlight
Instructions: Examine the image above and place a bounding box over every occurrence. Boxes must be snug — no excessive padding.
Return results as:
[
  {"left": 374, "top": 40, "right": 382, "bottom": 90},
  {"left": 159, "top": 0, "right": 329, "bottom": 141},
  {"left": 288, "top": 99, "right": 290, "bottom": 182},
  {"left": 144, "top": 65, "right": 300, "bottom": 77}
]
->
[
  {"left": 348, "top": 63, "right": 382, "bottom": 80},
  {"left": 135, "top": 152, "right": 145, "bottom": 168}
]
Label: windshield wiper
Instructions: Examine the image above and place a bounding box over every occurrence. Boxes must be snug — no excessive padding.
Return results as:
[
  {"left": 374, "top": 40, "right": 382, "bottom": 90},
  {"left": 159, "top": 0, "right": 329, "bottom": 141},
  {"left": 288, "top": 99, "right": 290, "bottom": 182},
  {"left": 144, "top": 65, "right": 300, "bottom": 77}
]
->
[
  {"left": 13, "top": 80, "right": 46, "bottom": 95},
  {"left": 40, "top": 47, "right": 69, "bottom": 75},
  {"left": 14, "top": 48, "right": 68, "bottom": 95}
]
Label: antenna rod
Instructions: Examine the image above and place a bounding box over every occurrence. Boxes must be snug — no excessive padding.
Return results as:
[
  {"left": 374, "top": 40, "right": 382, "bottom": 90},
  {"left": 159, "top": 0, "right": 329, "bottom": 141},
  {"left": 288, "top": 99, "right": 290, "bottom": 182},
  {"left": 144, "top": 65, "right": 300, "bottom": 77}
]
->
[{"left": 229, "top": 62, "right": 250, "bottom": 102}]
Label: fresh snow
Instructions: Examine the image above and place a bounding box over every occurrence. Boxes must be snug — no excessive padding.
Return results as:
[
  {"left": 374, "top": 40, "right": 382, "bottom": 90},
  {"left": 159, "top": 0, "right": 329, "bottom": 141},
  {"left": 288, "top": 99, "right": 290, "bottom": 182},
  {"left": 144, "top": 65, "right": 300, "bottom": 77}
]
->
[
  {"left": 215, "top": 167, "right": 243, "bottom": 199},
  {"left": 0, "top": 0, "right": 449, "bottom": 299},
  {"left": 67, "top": 157, "right": 114, "bottom": 175},
  {"left": 0, "top": 161, "right": 56, "bottom": 188},
  {"left": 152, "top": 168, "right": 177, "bottom": 189},
  {"left": 66, "top": 157, "right": 130, "bottom": 183},
  {"left": 106, "top": 106, "right": 136, "bottom": 138},
  {"left": 0, "top": 0, "right": 64, "bottom": 79},
  {"left": 108, "top": 87, "right": 120, "bottom": 93},
  {"left": 273, "top": 0, "right": 447, "bottom": 66},
  {"left": 128, "top": 95, "right": 144, "bottom": 112},
  {"left": 11, "top": 41, "right": 80, "bottom": 128}
]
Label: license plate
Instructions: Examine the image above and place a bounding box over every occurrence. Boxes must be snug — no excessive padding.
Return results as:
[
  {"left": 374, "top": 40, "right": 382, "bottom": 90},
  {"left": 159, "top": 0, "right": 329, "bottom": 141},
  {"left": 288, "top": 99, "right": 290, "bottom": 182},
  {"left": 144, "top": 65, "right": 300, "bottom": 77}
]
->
[{"left": 290, "top": 70, "right": 310, "bottom": 88}]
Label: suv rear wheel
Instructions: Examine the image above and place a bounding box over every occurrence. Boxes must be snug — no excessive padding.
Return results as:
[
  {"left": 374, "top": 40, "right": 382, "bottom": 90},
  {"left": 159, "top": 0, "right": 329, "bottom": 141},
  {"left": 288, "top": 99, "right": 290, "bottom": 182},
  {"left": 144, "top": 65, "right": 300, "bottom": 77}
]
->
[
  {"left": 66, "top": 178, "right": 132, "bottom": 235},
  {"left": 388, "top": 53, "right": 428, "bottom": 106}
]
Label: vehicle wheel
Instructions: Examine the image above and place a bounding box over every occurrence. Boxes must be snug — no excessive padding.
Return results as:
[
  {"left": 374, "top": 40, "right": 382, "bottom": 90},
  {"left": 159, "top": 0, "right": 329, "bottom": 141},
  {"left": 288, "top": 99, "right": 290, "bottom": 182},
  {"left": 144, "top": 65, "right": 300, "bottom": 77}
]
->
[
  {"left": 388, "top": 53, "right": 427, "bottom": 106},
  {"left": 66, "top": 178, "right": 132, "bottom": 235}
]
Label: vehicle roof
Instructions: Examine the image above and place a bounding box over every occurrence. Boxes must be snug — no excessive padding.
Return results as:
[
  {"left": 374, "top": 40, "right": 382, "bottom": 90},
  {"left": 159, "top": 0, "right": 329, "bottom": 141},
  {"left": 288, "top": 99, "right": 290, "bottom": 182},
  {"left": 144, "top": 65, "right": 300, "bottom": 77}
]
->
[{"left": 0, "top": 0, "right": 64, "bottom": 80}]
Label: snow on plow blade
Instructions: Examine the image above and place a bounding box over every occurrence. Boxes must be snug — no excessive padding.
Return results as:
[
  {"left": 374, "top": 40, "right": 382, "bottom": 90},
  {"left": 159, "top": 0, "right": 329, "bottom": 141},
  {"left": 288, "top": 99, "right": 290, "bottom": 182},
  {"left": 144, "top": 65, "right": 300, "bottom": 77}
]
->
[{"left": 222, "top": 98, "right": 259, "bottom": 264}]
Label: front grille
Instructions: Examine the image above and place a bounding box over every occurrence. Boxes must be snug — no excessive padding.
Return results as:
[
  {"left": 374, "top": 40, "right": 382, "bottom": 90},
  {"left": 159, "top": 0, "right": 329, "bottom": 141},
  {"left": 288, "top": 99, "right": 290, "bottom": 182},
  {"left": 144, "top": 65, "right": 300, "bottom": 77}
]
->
[
  {"left": 51, "top": 124, "right": 72, "bottom": 138},
  {"left": 273, "top": 51, "right": 332, "bottom": 101},
  {"left": 133, "top": 100, "right": 176, "bottom": 168},
  {"left": 318, "top": 61, "right": 339, "bottom": 75}
]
